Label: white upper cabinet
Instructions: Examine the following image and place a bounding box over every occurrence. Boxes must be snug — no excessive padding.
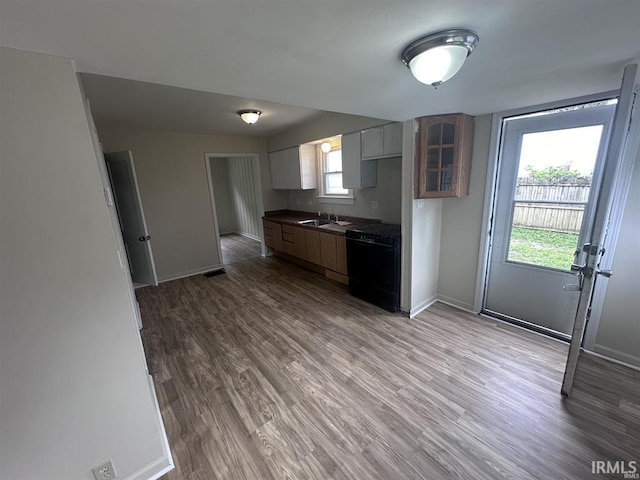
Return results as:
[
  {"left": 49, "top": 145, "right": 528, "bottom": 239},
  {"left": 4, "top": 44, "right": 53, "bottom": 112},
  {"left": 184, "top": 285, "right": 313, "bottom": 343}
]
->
[
  {"left": 269, "top": 145, "right": 317, "bottom": 190},
  {"left": 342, "top": 132, "right": 376, "bottom": 189},
  {"left": 361, "top": 122, "right": 403, "bottom": 160}
]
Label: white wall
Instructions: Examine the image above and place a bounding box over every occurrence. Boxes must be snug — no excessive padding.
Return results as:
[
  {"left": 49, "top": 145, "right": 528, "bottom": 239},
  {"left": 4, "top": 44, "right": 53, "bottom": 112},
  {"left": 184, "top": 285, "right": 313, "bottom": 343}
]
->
[
  {"left": 0, "top": 47, "right": 170, "bottom": 480},
  {"left": 98, "top": 127, "right": 285, "bottom": 281},
  {"left": 399, "top": 120, "right": 442, "bottom": 316},
  {"left": 228, "top": 156, "right": 261, "bottom": 239},
  {"left": 287, "top": 157, "right": 402, "bottom": 223},
  {"left": 267, "top": 111, "right": 390, "bottom": 152},
  {"left": 437, "top": 115, "right": 492, "bottom": 311},
  {"left": 209, "top": 158, "right": 237, "bottom": 234},
  {"left": 594, "top": 142, "right": 640, "bottom": 366}
]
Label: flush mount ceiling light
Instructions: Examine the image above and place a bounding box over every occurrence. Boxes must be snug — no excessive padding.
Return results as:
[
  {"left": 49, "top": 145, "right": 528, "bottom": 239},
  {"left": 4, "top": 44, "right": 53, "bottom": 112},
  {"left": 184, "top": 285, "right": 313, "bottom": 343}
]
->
[
  {"left": 320, "top": 142, "right": 332, "bottom": 153},
  {"left": 401, "top": 29, "right": 479, "bottom": 87},
  {"left": 238, "top": 110, "right": 261, "bottom": 124}
]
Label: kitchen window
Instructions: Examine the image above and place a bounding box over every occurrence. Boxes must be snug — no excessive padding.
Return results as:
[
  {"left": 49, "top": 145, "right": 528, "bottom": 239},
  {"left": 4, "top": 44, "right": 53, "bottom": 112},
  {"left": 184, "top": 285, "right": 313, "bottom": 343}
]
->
[{"left": 318, "top": 143, "right": 354, "bottom": 204}]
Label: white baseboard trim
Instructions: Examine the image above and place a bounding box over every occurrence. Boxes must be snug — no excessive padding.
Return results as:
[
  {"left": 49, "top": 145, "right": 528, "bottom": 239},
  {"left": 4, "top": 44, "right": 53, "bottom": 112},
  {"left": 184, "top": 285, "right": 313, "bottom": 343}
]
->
[
  {"left": 124, "top": 456, "right": 174, "bottom": 480},
  {"left": 435, "top": 295, "right": 478, "bottom": 314},
  {"left": 158, "top": 264, "right": 224, "bottom": 283},
  {"left": 409, "top": 295, "right": 438, "bottom": 318},
  {"left": 590, "top": 345, "right": 640, "bottom": 371},
  {"left": 235, "top": 230, "right": 261, "bottom": 241}
]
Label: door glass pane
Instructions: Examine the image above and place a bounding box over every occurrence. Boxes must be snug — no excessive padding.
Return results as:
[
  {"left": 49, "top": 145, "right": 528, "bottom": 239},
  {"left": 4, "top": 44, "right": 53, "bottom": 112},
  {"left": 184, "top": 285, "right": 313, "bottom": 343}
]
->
[
  {"left": 427, "top": 124, "right": 441, "bottom": 145},
  {"left": 506, "top": 125, "right": 603, "bottom": 270},
  {"left": 442, "top": 123, "right": 455, "bottom": 144}
]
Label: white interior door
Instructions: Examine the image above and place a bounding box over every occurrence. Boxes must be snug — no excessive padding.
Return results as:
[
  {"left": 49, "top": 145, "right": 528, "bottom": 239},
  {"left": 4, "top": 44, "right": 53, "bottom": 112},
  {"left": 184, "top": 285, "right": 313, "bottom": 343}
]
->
[
  {"left": 105, "top": 151, "right": 158, "bottom": 286},
  {"left": 484, "top": 102, "right": 616, "bottom": 337}
]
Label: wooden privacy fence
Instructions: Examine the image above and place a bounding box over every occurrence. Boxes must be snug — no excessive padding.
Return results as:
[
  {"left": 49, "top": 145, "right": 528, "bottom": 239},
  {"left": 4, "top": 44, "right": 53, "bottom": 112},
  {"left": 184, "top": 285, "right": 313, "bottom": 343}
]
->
[{"left": 512, "top": 179, "right": 591, "bottom": 234}]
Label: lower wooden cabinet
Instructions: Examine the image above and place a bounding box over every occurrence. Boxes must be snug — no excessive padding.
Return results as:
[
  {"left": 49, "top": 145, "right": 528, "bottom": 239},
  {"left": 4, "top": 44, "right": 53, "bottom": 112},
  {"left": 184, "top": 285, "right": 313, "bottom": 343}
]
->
[
  {"left": 335, "top": 235, "right": 348, "bottom": 276},
  {"left": 292, "top": 227, "right": 307, "bottom": 260},
  {"left": 263, "top": 218, "right": 348, "bottom": 283},
  {"left": 319, "top": 232, "right": 338, "bottom": 272},
  {"left": 305, "top": 230, "right": 321, "bottom": 265},
  {"left": 263, "top": 220, "right": 282, "bottom": 251}
]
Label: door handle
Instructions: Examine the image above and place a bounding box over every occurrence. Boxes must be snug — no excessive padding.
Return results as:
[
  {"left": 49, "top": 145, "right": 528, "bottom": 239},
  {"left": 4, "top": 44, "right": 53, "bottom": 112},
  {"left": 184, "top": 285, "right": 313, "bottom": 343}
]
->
[
  {"left": 596, "top": 269, "right": 612, "bottom": 278},
  {"left": 138, "top": 235, "right": 151, "bottom": 242}
]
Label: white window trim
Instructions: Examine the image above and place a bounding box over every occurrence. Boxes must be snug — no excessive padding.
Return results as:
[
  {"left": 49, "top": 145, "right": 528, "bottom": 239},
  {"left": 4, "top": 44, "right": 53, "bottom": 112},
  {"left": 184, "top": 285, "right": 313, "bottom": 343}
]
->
[{"left": 316, "top": 144, "right": 354, "bottom": 204}]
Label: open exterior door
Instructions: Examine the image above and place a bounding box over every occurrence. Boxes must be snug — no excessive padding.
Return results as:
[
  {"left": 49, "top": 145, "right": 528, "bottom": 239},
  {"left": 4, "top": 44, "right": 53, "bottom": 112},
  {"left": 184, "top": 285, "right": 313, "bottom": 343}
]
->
[
  {"left": 561, "top": 64, "right": 638, "bottom": 396},
  {"left": 104, "top": 151, "right": 159, "bottom": 286}
]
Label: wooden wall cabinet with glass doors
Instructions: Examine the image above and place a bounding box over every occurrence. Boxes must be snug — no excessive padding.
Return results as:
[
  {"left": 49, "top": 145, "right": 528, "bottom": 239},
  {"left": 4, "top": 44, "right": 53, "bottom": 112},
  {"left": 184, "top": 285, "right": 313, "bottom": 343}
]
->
[{"left": 414, "top": 114, "right": 474, "bottom": 198}]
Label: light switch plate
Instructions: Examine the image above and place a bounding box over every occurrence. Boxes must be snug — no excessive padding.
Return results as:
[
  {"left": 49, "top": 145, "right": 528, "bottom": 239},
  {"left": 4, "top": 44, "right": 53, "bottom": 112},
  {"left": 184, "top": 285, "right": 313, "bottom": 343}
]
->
[{"left": 371, "top": 200, "right": 378, "bottom": 210}]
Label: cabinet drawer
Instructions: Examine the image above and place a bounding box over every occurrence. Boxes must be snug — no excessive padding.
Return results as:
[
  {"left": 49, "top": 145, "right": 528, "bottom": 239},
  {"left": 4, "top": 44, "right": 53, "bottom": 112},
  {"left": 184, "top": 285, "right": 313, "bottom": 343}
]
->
[
  {"left": 282, "top": 224, "right": 294, "bottom": 234},
  {"left": 283, "top": 241, "right": 295, "bottom": 255},
  {"left": 282, "top": 231, "right": 294, "bottom": 243}
]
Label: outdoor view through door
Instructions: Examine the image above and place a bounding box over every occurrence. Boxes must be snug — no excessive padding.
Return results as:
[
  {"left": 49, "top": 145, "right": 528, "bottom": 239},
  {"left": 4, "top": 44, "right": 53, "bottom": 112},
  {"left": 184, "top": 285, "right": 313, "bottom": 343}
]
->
[{"left": 484, "top": 100, "right": 616, "bottom": 338}]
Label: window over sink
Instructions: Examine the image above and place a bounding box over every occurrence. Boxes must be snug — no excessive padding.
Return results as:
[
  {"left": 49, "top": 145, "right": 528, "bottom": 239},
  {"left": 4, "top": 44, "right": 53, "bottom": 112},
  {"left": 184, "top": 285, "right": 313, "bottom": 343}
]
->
[{"left": 317, "top": 137, "right": 354, "bottom": 204}]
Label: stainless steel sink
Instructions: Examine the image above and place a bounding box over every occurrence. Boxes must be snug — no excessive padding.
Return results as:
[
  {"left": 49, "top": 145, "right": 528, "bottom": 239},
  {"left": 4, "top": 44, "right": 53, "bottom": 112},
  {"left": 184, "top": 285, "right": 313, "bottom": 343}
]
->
[{"left": 298, "top": 218, "right": 333, "bottom": 226}]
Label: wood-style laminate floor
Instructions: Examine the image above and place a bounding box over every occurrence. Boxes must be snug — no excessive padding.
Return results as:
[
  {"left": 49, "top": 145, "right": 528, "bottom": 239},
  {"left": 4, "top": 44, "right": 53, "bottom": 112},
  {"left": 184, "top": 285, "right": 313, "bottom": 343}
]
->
[
  {"left": 137, "top": 256, "right": 640, "bottom": 480},
  {"left": 221, "top": 233, "right": 262, "bottom": 266}
]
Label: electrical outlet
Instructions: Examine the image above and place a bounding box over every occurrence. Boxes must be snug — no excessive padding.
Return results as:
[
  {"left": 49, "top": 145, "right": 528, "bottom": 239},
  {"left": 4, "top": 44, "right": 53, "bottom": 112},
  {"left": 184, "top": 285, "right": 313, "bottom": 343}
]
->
[
  {"left": 370, "top": 200, "right": 378, "bottom": 210},
  {"left": 92, "top": 460, "right": 117, "bottom": 480},
  {"left": 307, "top": 198, "right": 313, "bottom": 206},
  {"left": 417, "top": 199, "right": 425, "bottom": 209}
]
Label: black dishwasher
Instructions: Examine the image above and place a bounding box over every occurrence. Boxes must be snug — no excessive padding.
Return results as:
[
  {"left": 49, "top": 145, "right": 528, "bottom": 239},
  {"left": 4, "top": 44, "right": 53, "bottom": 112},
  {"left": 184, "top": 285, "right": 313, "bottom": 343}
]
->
[{"left": 345, "top": 223, "right": 401, "bottom": 312}]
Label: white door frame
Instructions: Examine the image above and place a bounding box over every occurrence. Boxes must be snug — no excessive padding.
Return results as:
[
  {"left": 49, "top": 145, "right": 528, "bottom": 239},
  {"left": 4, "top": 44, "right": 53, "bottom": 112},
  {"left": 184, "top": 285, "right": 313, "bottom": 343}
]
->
[
  {"left": 204, "top": 153, "right": 267, "bottom": 264},
  {"left": 474, "top": 90, "right": 621, "bottom": 335},
  {"left": 582, "top": 84, "right": 639, "bottom": 351}
]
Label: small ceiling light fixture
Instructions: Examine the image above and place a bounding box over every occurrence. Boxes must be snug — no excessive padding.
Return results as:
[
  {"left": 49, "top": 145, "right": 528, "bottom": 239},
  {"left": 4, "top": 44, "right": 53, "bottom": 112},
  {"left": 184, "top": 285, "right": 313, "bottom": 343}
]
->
[
  {"left": 320, "top": 142, "right": 332, "bottom": 153},
  {"left": 238, "top": 110, "right": 261, "bottom": 124},
  {"left": 401, "top": 29, "right": 479, "bottom": 87}
]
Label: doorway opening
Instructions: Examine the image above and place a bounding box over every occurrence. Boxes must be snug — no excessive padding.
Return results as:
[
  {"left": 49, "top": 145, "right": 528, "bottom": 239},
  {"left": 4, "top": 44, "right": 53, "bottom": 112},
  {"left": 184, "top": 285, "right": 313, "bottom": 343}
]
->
[
  {"left": 482, "top": 99, "right": 616, "bottom": 340},
  {"left": 205, "top": 154, "right": 265, "bottom": 267}
]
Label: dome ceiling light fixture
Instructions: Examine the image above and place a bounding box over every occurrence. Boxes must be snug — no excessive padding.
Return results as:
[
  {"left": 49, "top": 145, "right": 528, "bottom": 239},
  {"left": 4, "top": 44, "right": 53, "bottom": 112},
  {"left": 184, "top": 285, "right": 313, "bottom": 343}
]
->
[
  {"left": 320, "top": 142, "right": 332, "bottom": 153},
  {"left": 238, "top": 110, "right": 261, "bottom": 124},
  {"left": 401, "top": 29, "right": 479, "bottom": 88}
]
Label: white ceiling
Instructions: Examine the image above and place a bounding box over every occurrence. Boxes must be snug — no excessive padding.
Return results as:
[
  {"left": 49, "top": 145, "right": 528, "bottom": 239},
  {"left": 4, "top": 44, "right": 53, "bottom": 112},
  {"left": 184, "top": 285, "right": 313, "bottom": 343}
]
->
[
  {"left": 80, "top": 73, "right": 325, "bottom": 136},
  {"left": 2, "top": 1, "right": 639, "bottom": 126}
]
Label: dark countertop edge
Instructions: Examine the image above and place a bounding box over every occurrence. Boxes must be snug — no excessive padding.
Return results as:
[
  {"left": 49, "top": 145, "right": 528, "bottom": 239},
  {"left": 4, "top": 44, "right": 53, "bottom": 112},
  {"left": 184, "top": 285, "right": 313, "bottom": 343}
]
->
[{"left": 263, "top": 210, "right": 381, "bottom": 236}]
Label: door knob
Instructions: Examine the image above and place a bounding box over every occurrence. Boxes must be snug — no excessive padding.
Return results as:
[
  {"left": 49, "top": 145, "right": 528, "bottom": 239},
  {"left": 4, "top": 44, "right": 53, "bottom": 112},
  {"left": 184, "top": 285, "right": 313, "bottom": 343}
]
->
[{"left": 138, "top": 235, "right": 151, "bottom": 242}]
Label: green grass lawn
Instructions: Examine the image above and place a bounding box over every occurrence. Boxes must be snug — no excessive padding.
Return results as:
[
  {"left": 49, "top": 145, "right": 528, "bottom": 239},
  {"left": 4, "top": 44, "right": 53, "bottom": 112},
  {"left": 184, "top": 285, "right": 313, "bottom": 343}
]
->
[{"left": 508, "top": 226, "right": 578, "bottom": 270}]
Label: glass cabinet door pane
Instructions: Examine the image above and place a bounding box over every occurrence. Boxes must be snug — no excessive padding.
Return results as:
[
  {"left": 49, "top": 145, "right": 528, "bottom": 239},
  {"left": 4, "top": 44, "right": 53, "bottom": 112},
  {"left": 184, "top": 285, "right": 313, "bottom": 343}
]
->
[
  {"left": 427, "top": 124, "right": 441, "bottom": 145},
  {"left": 442, "top": 123, "right": 455, "bottom": 144},
  {"left": 426, "top": 171, "right": 438, "bottom": 191},
  {"left": 442, "top": 147, "right": 454, "bottom": 167},
  {"left": 426, "top": 147, "right": 440, "bottom": 168},
  {"left": 440, "top": 169, "right": 452, "bottom": 191}
]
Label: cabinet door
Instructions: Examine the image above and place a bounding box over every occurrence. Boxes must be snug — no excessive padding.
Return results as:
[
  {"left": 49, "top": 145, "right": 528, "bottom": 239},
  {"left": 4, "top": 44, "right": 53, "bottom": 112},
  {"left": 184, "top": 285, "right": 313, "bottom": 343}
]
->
[
  {"left": 383, "top": 122, "right": 403, "bottom": 156},
  {"left": 263, "top": 220, "right": 283, "bottom": 251},
  {"left": 293, "top": 227, "right": 307, "bottom": 260},
  {"left": 415, "top": 114, "right": 474, "bottom": 198},
  {"left": 285, "top": 147, "right": 302, "bottom": 189},
  {"left": 269, "top": 150, "right": 288, "bottom": 189},
  {"left": 305, "top": 230, "right": 321, "bottom": 265},
  {"left": 319, "top": 232, "right": 338, "bottom": 271},
  {"left": 342, "top": 131, "right": 376, "bottom": 189},
  {"left": 335, "top": 235, "right": 348, "bottom": 275},
  {"left": 361, "top": 126, "right": 384, "bottom": 159},
  {"left": 298, "top": 144, "right": 317, "bottom": 190}
]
